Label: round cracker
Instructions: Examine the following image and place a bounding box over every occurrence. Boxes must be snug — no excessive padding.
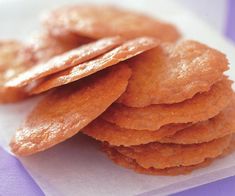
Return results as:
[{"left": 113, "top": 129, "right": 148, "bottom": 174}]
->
[
  {"left": 25, "top": 32, "right": 92, "bottom": 63},
  {"left": 43, "top": 5, "right": 180, "bottom": 42},
  {"left": 114, "top": 135, "right": 231, "bottom": 169},
  {"left": 10, "top": 63, "right": 131, "bottom": 156},
  {"left": 102, "top": 78, "right": 233, "bottom": 130},
  {"left": 31, "top": 37, "right": 158, "bottom": 94},
  {"left": 0, "top": 40, "right": 33, "bottom": 103},
  {"left": 103, "top": 145, "right": 213, "bottom": 176},
  {"left": 160, "top": 97, "right": 235, "bottom": 144},
  {"left": 5, "top": 36, "right": 124, "bottom": 88},
  {"left": 82, "top": 118, "right": 191, "bottom": 146},
  {"left": 118, "top": 40, "right": 229, "bottom": 107}
]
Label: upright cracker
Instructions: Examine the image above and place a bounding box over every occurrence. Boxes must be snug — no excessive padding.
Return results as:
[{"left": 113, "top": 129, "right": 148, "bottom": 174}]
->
[
  {"left": 102, "top": 78, "right": 233, "bottom": 130},
  {"left": 43, "top": 5, "right": 180, "bottom": 42},
  {"left": 82, "top": 118, "right": 191, "bottom": 146},
  {"left": 10, "top": 63, "right": 131, "bottom": 156},
  {"left": 5, "top": 36, "right": 123, "bottom": 88},
  {"left": 118, "top": 40, "right": 229, "bottom": 107},
  {"left": 0, "top": 40, "right": 33, "bottom": 103},
  {"left": 103, "top": 145, "right": 213, "bottom": 176},
  {"left": 160, "top": 96, "right": 235, "bottom": 144},
  {"left": 31, "top": 37, "right": 158, "bottom": 94},
  {"left": 114, "top": 135, "right": 231, "bottom": 169}
]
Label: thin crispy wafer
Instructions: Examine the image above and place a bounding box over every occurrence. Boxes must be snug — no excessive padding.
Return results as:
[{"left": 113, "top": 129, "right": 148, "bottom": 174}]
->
[
  {"left": 114, "top": 135, "right": 231, "bottom": 169},
  {"left": 43, "top": 5, "right": 180, "bottom": 41},
  {"left": 0, "top": 40, "right": 33, "bottom": 103},
  {"left": 10, "top": 63, "right": 131, "bottom": 156},
  {"left": 31, "top": 37, "right": 158, "bottom": 94},
  {"left": 102, "top": 78, "right": 233, "bottom": 130},
  {"left": 118, "top": 40, "right": 228, "bottom": 107},
  {"left": 160, "top": 97, "right": 235, "bottom": 144},
  {"left": 103, "top": 145, "right": 213, "bottom": 176},
  {"left": 82, "top": 118, "right": 191, "bottom": 146},
  {"left": 5, "top": 36, "right": 124, "bottom": 88}
]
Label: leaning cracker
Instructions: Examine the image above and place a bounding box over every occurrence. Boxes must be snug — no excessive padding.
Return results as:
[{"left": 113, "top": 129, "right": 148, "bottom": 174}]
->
[
  {"left": 0, "top": 40, "right": 33, "bottom": 103},
  {"left": 6, "top": 36, "right": 123, "bottom": 88},
  {"left": 160, "top": 97, "right": 235, "bottom": 144},
  {"left": 102, "top": 78, "right": 233, "bottom": 130},
  {"left": 31, "top": 37, "right": 158, "bottom": 94},
  {"left": 10, "top": 63, "right": 131, "bottom": 156},
  {"left": 118, "top": 40, "right": 229, "bottom": 107},
  {"left": 43, "top": 5, "right": 180, "bottom": 42},
  {"left": 103, "top": 145, "right": 213, "bottom": 176},
  {"left": 114, "top": 135, "right": 231, "bottom": 169},
  {"left": 82, "top": 118, "right": 191, "bottom": 146}
]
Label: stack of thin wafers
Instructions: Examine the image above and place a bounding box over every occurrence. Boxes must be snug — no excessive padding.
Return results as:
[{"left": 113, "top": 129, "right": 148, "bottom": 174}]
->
[{"left": 0, "top": 5, "right": 234, "bottom": 176}]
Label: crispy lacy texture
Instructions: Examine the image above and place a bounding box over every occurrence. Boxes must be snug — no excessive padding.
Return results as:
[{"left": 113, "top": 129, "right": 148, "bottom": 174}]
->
[
  {"left": 118, "top": 40, "right": 228, "bottom": 106},
  {"left": 43, "top": 5, "right": 181, "bottom": 41},
  {"left": 31, "top": 37, "right": 158, "bottom": 94},
  {"left": 160, "top": 97, "right": 235, "bottom": 144},
  {"left": 102, "top": 78, "right": 233, "bottom": 130},
  {"left": 82, "top": 118, "right": 191, "bottom": 146},
  {"left": 6, "top": 36, "right": 124, "bottom": 88},
  {"left": 102, "top": 135, "right": 235, "bottom": 175},
  {"left": 113, "top": 135, "right": 231, "bottom": 169},
  {"left": 10, "top": 63, "right": 131, "bottom": 156},
  {"left": 103, "top": 145, "right": 213, "bottom": 176}
]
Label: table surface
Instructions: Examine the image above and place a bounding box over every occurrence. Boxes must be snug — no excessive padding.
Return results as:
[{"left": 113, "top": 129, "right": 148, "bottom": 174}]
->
[{"left": 0, "top": 0, "right": 235, "bottom": 195}]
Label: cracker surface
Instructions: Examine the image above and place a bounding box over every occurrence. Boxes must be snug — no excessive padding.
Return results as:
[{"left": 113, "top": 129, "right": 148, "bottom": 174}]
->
[
  {"left": 119, "top": 40, "right": 228, "bottom": 107},
  {"left": 31, "top": 37, "right": 158, "bottom": 94},
  {"left": 43, "top": 5, "right": 181, "bottom": 41},
  {"left": 6, "top": 37, "right": 123, "bottom": 88},
  {"left": 114, "top": 135, "right": 231, "bottom": 169},
  {"left": 103, "top": 79, "right": 233, "bottom": 130},
  {"left": 10, "top": 63, "right": 131, "bottom": 156}
]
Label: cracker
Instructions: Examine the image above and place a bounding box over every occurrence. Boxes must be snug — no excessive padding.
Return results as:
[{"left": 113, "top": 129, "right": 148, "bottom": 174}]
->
[
  {"left": 5, "top": 36, "right": 124, "bottom": 88},
  {"left": 10, "top": 63, "right": 131, "bottom": 156},
  {"left": 31, "top": 37, "right": 158, "bottom": 94},
  {"left": 114, "top": 135, "right": 231, "bottom": 169},
  {"left": 0, "top": 40, "right": 33, "bottom": 103},
  {"left": 82, "top": 118, "right": 191, "bottom": 146},
  {"left": 160, "top": 97, "right": 235, "bottom": 144},
  {"left": 103, "top": 145, "right": 213, "bottom": 176},
  {"left": 102, "top": 78, "right": 233, "bottom": 130},
  {"left": 118, "top": 40, "right": 228, "bottom": 107},
  {"left": 43, "top": 5, "right": 180, "bottom": 42}
]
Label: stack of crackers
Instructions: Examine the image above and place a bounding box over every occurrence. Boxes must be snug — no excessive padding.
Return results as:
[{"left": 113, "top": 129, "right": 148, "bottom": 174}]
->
[{"left": 0, "top": 5, "right": 234, "bottom": 176}]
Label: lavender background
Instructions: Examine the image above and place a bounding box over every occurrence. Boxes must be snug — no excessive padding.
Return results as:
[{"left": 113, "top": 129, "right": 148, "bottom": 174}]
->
[{"left": 0, "top": 0, "right": 234, "bottom": 195}]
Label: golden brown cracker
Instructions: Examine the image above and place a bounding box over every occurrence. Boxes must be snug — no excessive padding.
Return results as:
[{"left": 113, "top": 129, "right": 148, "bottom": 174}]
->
[
  {"left": 114, "top": 135, "right": 231, "bottom": 169},
  {"left": 103, "top": 145, "right": 213, "bottom": 176},
  {"left": 31, "top": 37, "right": 158, "bottom": 94},
  {"left": 102, "top": 78, "right": 233, "bottom": 130},
  {"left": 43, "top": 5, "right": 180, "bottom": 42},
  {"left": 6, "top": 36, "right": 124, "bottom": 88},
  {"left": 118, "top": 40, "right": 229, "bottom": 107},
  {"left": 82, "top": 118, "right": 191, "bottom": 146},
  {"left": 0, "top": 40, "right": 33, "bottom": 103},
  {"left": 160, "top": 97, "right": 235, "bottom": 144},
  {"left": 10, "top": 63, "right": 131, "bottom": 156}
]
